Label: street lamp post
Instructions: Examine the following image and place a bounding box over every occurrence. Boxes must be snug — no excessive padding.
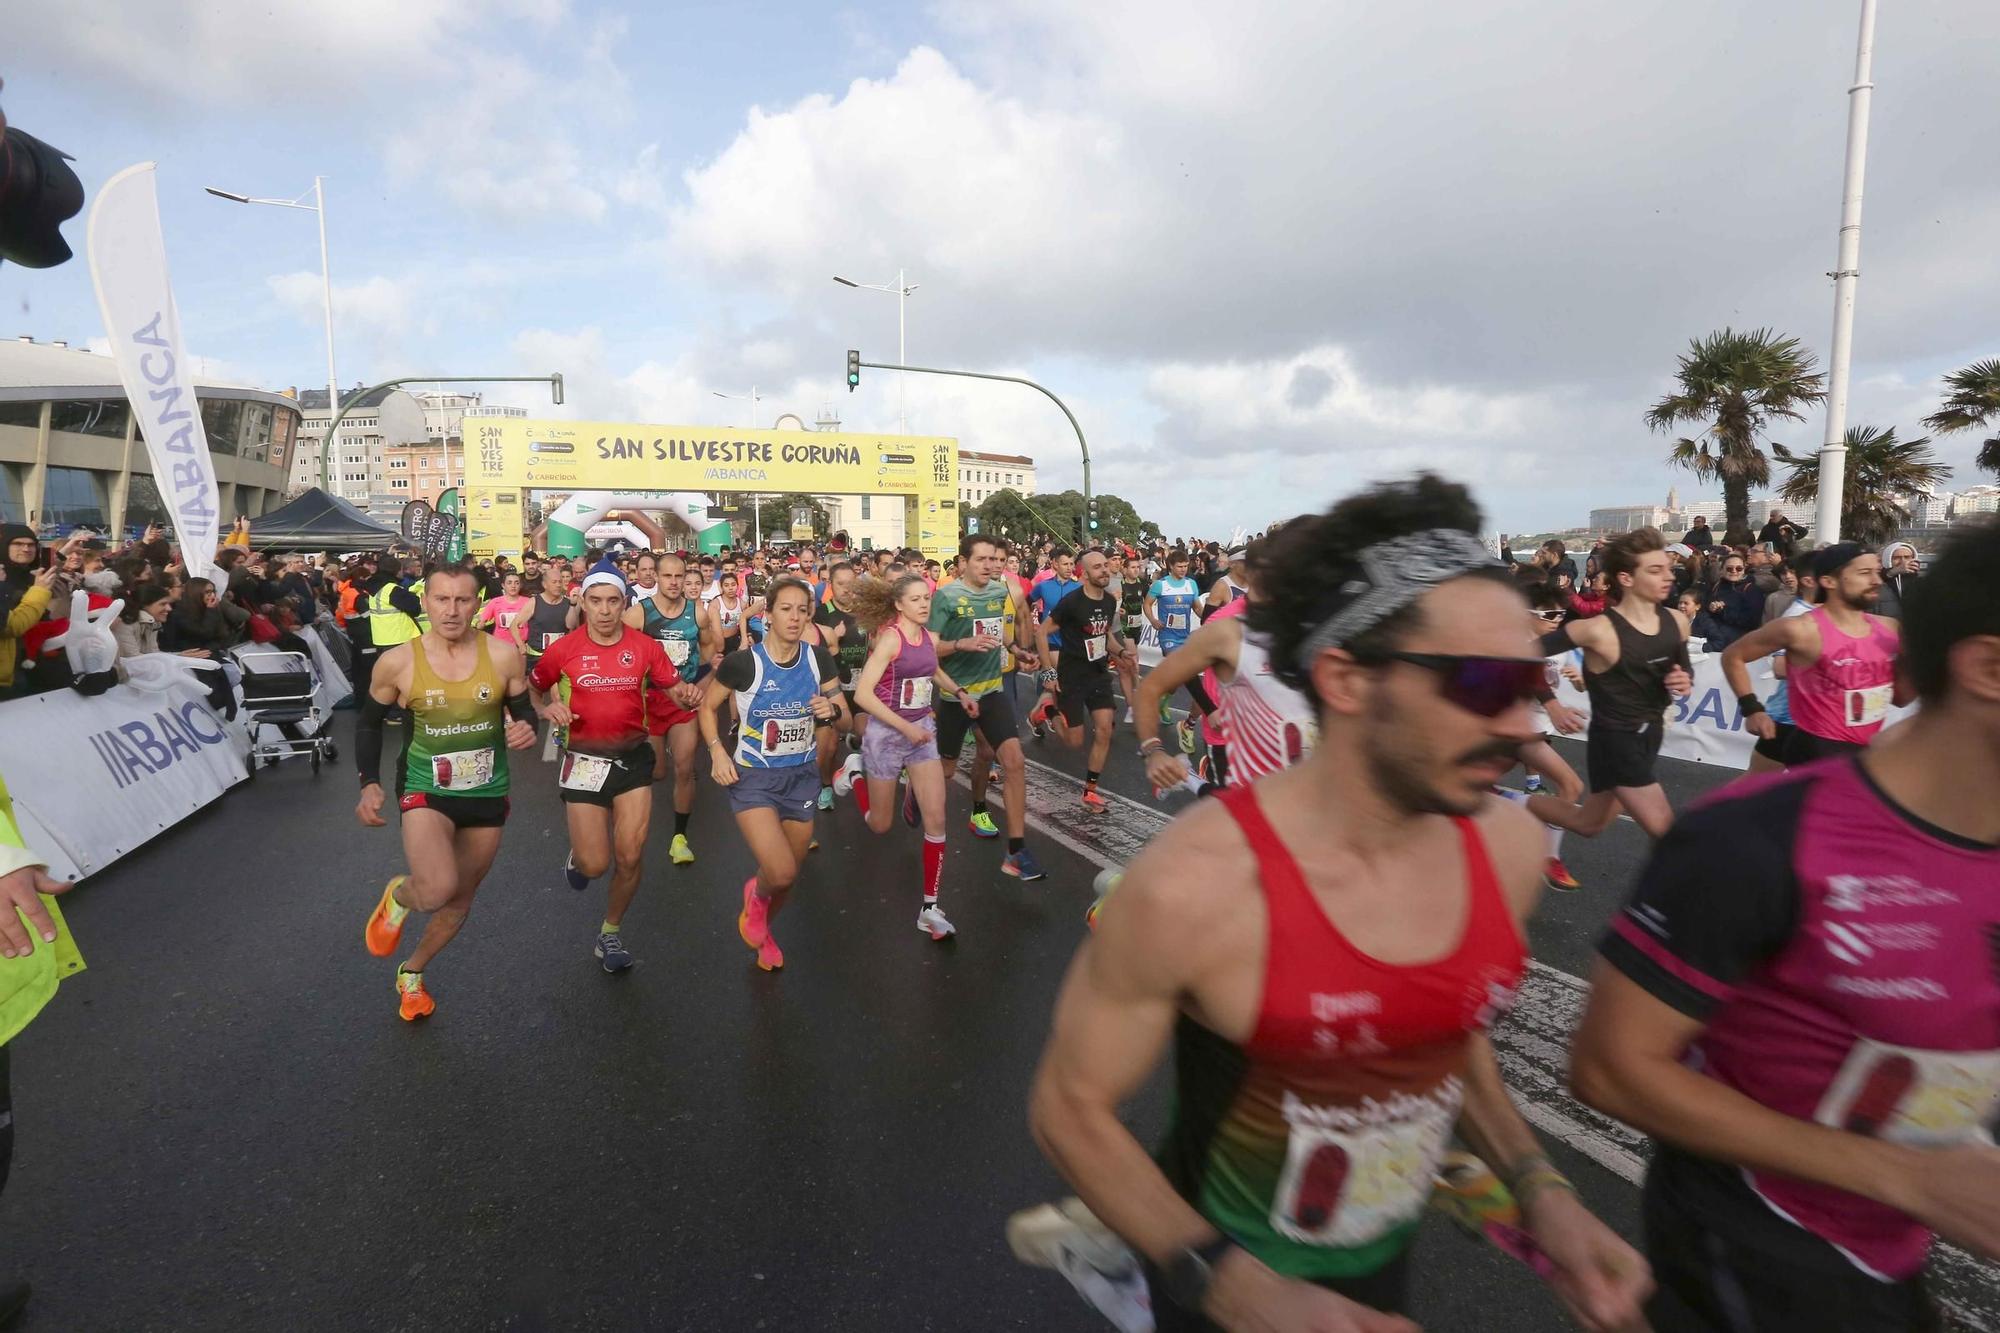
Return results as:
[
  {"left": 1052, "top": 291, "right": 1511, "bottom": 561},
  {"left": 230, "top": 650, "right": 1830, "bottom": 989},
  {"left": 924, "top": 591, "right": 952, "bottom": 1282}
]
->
[
  {"left": 833, "top": 271, "right": 917, "bottom": 434},
  {"left": 205, "top": 177, "right": 341, "bottom": 492},
  {"left": 713, "top": 387, "right": 762, "bottom": 546},
  {"left": 1812, "top": 0, "right": 1880, "bottom": 546}
]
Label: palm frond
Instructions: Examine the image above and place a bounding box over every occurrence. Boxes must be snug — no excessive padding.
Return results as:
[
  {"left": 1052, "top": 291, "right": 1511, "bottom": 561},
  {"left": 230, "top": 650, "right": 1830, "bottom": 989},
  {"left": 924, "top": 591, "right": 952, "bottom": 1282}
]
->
[{"left": 1923, "top": 358, "right": 2000, "bottom": 435}]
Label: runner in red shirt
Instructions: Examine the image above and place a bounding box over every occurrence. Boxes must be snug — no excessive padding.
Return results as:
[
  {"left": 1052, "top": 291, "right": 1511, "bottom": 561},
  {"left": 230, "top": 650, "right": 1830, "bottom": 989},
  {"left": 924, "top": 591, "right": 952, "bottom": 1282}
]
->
[{"left": 529, "top": 570, "right": 683, "bottom": 974}]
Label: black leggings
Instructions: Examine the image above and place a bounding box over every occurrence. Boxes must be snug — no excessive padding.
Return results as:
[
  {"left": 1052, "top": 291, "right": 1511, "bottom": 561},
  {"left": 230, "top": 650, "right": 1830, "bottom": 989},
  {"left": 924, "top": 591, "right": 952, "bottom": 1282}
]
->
[{"left": 1184, "top": 678, "right": 1217, "bottom": 718}]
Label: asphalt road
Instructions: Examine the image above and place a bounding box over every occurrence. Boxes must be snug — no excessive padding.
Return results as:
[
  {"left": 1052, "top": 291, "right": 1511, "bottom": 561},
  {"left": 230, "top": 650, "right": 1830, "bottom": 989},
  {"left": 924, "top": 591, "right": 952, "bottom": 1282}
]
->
[{"left": 3, "top": 682, "right": 1991, "bottom": 1331}]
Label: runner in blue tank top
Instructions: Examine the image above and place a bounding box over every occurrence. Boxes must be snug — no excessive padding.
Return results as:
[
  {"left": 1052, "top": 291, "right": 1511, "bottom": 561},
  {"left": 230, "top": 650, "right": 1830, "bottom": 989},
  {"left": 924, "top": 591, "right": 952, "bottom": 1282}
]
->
[
  {"left": 700, "top": 577, "right": 846, "bottom": 973},
  {"left": 847, "top": 574, "right": 980, "bottom": 942},
  {"left": 1146, "top": 548, "right": 1212, "bottom": 752}
]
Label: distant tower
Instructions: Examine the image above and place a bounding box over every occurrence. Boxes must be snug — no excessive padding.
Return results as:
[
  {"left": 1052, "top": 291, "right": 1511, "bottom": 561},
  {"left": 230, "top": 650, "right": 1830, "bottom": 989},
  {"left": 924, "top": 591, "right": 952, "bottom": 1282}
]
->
[
  {"left": 1666, "top": 485, "right": 1680, "bottom": 512},
  {"left": 814, "top": 406, "right": 841, "bottom": 432}
]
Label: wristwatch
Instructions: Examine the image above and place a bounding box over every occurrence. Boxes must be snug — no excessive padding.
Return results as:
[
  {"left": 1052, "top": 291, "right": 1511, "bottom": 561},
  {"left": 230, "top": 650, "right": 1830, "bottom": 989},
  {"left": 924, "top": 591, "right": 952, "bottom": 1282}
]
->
[{"left": 1162, "top": 1234, "right": 1239, "bottom": 1312}]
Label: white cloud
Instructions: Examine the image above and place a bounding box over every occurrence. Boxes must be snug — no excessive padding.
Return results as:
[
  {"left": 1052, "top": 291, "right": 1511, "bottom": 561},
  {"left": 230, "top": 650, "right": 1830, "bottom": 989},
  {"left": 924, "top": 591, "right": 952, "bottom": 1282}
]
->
[{"left": 268, "top": 270, "right": 431, "bottom": 365}]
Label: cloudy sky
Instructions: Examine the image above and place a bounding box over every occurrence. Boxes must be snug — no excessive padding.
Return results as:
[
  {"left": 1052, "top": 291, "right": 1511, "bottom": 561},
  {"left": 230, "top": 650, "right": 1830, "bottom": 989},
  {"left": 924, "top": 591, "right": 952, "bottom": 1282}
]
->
[{"left": 8, "top": 0, "right": 1998, "bottom": 537}]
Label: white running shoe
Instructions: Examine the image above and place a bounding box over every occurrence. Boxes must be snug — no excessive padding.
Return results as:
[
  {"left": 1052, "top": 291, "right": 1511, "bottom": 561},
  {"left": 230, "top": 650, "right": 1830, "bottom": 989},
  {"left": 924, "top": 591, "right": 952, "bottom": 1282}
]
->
[
  {"left": 917, "top": 904, "right": 956, "bottom": 940},
  {"left": 1122, "top": 706, "right": 1135, "bottom": 724},
  {"left": 832, "top": 751, "right": 864, "bottom": 796},
  {"left": 1006, "top": 1198, "right": 1149, "bottom": 1333}
]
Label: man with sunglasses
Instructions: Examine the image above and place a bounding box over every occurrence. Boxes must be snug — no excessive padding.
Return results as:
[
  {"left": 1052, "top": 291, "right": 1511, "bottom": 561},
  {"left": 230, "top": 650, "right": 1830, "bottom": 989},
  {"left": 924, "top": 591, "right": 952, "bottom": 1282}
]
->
[
  {"left": 1528, "top": 527, "right": 1693, "bottom": 842},
  {"left": 1030, "top": 476, "right": 1649, "bottom": 1333}
]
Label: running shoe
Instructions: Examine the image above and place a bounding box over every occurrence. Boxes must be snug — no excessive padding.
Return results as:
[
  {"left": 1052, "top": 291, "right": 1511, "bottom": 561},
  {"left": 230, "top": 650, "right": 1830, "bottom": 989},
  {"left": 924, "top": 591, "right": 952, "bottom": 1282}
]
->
[
  {"left": 1006, "top": 1199, "right": 1150, "bottom": 1333},
  {"left": 1196, "top": 754, "right": 1212, "bottom": 784},
  {"left": 564, "top": 851, "right": 590, "bottom": 892},
  {"left": 1176, "top": 718, "right": 1198, "bottom": 755},
  {"left": 968, "top": 810, "right": 1000, "bottom": 839},
  {"left": 1080, "top": 788, "right": 1109, "bottom": 813},
  {"left": 917, "top": 904, "right": 956, "bottom": 940},
  {"left": 1544, "top": 858, "right": 1580, "bottom": 892},
  {"left": 1122, "top": 706, "right": 1134, "bottom": 724},
  {"left": 738, "top": 876, "right": 769, "bottom": 949},
  {"left": 832, "top": 752, "right": 864, "bottom": 797},
  {"left": 817, "top": 785, "right": 835, "bottom": 811},
  {"left": 756, "top": 935, "right": 785, "bottom": 971},
  {"left": 1002, "top": 846, "right": 1048, "bottom": 881},
  {"left": 365, "top": 875, "right": 410, "bottom": 957},
  {"left": 395, "top": 966, "right": 434, "bottom": 1021},
  {"left": 1028, "top": 700, "right": 1052, "bottom": 729},
  {"left": 670, "top": 834, "right": 695, "bottom": 866},
  {"left": 595, "top": 930, "right": 634, "bottom": 973},
  {"left": 808, "top": 837, "right": 820, "bottom": 853},
  {"left": 1524, "top": 773, "right": 1544, "bottom": 794},
  {"left": 902, "top": 784, "right": 920, "bottom": 828},
  {"left": 1085, "top": 868, "right": 1123, "bottom": 932},
  {"left": 1431, "top": 1150, "right": 1557, "bottom": 1280},
  {"left": 1157, "top": 696, "right": 1172, "bottom": 726}
]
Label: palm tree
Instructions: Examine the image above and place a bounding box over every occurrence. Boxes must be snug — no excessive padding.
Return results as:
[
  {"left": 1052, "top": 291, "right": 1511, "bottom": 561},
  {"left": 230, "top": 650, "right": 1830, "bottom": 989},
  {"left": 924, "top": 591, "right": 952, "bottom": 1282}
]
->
[
  {"left": 1921, "top": 357, "right": 2000, "bottom": 478},
  {"left": 1645, "top": 328, "right": 1827, "bottom": 544},
  {"left": 1773, "top": 425, "right": 1951, "bottom": 546}
]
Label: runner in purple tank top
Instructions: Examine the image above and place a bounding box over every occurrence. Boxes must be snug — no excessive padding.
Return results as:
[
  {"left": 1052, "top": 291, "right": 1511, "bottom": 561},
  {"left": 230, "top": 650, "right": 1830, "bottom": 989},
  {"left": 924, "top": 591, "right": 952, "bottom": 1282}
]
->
[
  {"left": 1723, "top": 541, "right": 1903, "bottom": 767},
  {"left": 848, "top": 574, "right": 980, "bottom": 941},
  {"left": 1573, "top": 520, "right": 2000, "bottom": 1333}
]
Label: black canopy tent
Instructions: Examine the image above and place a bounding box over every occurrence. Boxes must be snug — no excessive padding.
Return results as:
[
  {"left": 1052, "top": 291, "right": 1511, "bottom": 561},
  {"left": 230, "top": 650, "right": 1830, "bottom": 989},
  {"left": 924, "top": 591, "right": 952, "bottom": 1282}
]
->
[{"left": 245, "top": 488, "right": 400, "bottom": 552}]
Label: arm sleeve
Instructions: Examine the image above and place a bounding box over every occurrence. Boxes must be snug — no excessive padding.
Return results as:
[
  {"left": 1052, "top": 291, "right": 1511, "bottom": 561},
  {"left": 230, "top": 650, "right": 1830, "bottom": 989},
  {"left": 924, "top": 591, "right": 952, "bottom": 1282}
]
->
[
  {"left": 712, "top": 649, "right": 755, "bottom": 693},
  {"left": 1597, "top": 781, "right": 1807, "bottom": 1020}
]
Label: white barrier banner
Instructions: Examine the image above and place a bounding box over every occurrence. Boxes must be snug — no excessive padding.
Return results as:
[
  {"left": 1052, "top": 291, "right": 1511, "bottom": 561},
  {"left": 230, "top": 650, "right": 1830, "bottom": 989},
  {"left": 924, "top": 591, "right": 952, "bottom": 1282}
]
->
[
  {"left": 1543, "top": 648, "right": 1769, "bottom": 768},
  {"left": 0, "top": 673, "right": 248, "bottom": 881},
  {"left": 87, "top": 162, "right": 221, "bottom": 587}
]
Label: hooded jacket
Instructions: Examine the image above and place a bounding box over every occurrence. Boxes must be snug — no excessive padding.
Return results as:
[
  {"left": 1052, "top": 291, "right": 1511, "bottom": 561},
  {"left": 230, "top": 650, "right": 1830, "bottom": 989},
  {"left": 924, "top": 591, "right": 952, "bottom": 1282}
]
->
[
  {"left": 1876, "top": 542, "right": 1919, "bottom": 620},
  {"left": 1, "top": 523, "right": 50, "bottom": 688}
]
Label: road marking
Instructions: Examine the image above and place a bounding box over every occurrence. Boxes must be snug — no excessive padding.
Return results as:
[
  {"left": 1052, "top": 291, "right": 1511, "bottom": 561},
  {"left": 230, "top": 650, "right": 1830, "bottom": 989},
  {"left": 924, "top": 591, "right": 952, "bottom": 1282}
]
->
[{"left": 963, "top": 749, "right": 1996, "bottom": 1330}]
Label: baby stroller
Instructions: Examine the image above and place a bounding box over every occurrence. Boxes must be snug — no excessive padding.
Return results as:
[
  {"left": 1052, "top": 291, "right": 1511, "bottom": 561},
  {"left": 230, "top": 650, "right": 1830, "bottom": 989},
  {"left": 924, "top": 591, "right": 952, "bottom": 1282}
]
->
[{"left": 234, "top": 647, "right": 339, "bottom": 778}]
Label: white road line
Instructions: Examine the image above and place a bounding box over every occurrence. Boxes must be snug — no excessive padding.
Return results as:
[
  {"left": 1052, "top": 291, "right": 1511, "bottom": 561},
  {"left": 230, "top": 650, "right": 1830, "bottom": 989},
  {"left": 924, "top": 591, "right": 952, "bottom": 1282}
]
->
[{"left": 965, "top": 750, "right": 1995, "bottom": 1330}]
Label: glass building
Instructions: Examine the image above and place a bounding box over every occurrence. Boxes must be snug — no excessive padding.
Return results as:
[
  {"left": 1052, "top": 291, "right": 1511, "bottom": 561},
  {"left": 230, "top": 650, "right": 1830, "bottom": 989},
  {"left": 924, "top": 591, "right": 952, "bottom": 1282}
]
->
[{"left": 0, "top": 337, "right": 300, "bottom": 536}]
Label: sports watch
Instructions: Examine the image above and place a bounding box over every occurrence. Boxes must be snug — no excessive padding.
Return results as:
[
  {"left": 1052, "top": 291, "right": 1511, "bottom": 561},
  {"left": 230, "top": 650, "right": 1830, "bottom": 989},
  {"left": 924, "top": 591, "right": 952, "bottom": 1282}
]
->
[{"left": 1162, "top": 1234, "right": 1240, "bottom": 1312}]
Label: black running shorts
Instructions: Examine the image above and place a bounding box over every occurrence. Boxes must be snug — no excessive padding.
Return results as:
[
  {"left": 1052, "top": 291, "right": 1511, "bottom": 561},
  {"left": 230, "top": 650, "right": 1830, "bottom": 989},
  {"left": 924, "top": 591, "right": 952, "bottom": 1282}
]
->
[
  {"left": 935, "top": 687, "right": 1018, "bottom": 760},
  {"left": 1778, "top": 726, "right": 1865, "bottom": 767},
  {"left": 397, "top": 791, "right": 511, "bottom": 829},
  {"left": 1752, "top": 720, "right": 1796, "bottom": 763},
  {"left": 557, "top": 742, "right": 655, "bottom": 807},
  {"left": 1055, "top": 662, "right": 1116, "bottom": 727},
  {"left": 1586, "top": 719, "right": 1663, "bottom": 793}
]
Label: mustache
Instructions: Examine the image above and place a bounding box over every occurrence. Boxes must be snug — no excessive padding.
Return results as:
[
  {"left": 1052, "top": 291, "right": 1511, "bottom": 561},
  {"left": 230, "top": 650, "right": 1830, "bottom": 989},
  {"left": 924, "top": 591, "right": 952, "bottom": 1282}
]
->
[{"left": 1457, "top": 740, "right": 1524, "bottom": 768}]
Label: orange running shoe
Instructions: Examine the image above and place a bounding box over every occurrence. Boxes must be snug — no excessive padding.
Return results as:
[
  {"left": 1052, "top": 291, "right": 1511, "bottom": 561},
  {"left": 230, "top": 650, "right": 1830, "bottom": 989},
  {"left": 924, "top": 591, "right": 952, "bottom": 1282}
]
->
[
  {"left": 396, "top": 967, "right": 435, "bottom": 1021},
  {"left": 738, "top": 876, "right": 769, "bottom": 949},
  {"left": 1080, "top": 787, "right": 1109, "bottom": 813},
  {"left": 1544, "top": 858, "right": 1580, "bottom": 892},
  {"left": 365, "top": 875, "right": 411, "bottom": 957},
  {"left": 757, "top": 935, "right": 785, "bottom": 972}
]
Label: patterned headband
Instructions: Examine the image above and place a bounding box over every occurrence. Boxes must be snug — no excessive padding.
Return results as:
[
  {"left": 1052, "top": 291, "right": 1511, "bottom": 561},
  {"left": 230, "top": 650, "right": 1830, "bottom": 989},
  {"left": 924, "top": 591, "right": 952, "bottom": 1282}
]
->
[{"left": 1294, "top": 528, "right": 1499, "bottom": 668}]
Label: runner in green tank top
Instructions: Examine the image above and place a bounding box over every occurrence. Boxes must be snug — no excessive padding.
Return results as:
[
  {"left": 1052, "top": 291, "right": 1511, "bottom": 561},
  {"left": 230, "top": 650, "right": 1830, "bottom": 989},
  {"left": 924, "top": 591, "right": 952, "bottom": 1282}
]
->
[{"left": 354, "top": 566, "right": 540, "bottom": 1022}]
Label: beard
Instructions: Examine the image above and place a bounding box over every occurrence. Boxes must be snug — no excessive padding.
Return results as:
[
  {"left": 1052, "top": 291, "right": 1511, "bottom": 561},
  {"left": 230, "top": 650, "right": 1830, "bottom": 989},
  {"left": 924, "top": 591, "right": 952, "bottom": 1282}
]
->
[{"left": 1360, "top": 705, "right": 1516, "bottom": 819}]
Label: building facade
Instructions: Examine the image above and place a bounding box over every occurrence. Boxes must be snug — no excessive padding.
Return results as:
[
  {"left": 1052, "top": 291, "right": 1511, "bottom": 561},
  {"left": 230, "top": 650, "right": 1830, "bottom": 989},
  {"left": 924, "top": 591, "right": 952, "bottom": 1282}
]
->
[
  {"left": 382, "top": 438, "right": 469, "bottom": 506},
  {"left": 415, "top": 390, "right": 526, "bottom": 442},
  {"left": 288, "top": 385, "right": 429, "bottom": 511},
  {"left": 959, "top": 450, "right": 1035, "bottom": 507},
  {"left": 0, "top": 337, "right": 297, "bottom": 534}
]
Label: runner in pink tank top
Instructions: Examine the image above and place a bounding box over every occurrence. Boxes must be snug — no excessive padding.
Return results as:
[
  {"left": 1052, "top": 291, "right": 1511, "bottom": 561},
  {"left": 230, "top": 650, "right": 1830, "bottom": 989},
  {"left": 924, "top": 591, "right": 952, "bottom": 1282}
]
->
[{"left": 1788, "top": 604, "right": 1900, "bottom": 746}]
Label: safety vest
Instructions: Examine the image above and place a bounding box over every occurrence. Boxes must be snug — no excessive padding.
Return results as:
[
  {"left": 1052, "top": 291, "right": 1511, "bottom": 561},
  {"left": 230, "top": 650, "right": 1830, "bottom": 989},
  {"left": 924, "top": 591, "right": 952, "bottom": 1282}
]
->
[
  {"left": 336, "top": 580, "right": 363, "bottom": 628},
  {"left": 410, "top": 578, "right": 430, "bottom": 632},
  {"left": 370, "top": 583, "right": 419, "bottom": 647}
]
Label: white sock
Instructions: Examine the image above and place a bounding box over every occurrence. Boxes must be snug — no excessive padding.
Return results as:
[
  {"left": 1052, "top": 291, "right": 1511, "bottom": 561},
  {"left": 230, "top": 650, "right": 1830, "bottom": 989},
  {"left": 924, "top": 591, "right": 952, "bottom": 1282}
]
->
[
  {"left": 1545, "top": 824, "right": 1565, "bottom": 859},
  {"left": 1179, "top": 772, "right": 1206, "bottom": 796},
  {"left": 1492, "top": 785, "right": 1529, "bottom": 807}
]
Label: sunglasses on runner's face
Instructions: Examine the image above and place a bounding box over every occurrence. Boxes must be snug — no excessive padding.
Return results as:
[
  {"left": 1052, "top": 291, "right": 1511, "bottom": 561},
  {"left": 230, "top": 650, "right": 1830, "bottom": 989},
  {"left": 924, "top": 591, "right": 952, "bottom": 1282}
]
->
[
  {"left": 1373, "top": 652, "right": 1545, "bottom": 718},
  {"left": 1531, "top": 608, "right": 1564, "bottom": 622}
]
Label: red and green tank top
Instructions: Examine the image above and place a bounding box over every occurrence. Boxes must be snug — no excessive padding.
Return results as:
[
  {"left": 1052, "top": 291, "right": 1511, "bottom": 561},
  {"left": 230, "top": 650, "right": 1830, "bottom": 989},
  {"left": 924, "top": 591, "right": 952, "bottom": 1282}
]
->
[
  {"left": 400, "top": 634, "right": 510, "bottom": 799},
  {"left": 1157, "top": 785, "right": 1526, "bottom": 1280}
]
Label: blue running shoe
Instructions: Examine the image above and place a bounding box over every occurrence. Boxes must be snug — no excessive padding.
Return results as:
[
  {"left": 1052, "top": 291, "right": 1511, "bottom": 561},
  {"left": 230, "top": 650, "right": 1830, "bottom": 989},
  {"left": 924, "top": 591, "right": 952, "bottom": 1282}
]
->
[
  {"left": 595, "top": 930, "right": 633, "bottom": 972},
  {"left": 1002, "top": 846, "right": 1048, "bottom": 881},
  {"left": 564, "top": 851, "right": 591, "bottom": 893}
]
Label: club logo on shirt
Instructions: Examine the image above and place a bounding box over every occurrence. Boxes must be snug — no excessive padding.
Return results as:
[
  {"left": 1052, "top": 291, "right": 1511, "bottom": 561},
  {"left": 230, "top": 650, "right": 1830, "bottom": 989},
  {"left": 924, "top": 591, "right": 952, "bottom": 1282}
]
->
[
  {"left": 1824, "top": 875, "right": 1957, "bottom": 913},
  {"left": 619, "top": 650, "right": 635, "bottom": 668},
  {"left": 475, "top": 683, "right": 493, "bottom": 702}
]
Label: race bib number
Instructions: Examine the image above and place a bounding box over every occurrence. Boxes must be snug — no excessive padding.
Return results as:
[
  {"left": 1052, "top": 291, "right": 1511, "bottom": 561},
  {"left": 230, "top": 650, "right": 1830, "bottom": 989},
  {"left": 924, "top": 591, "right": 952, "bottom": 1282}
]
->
[
  {"left": 1165, "top": 611, "right": 1188, "bottom": 631},
  {"left": 898, "top": 677, "right": 933, "bottom": 710},
  {"left": 541, "top": 631, "right": 563, "bottom": 650},
  {"left": 1083, "top": 634, "right": 1108, "bottom": 663},
  {"left": 1125, "top": 613, "right": 1145, "bottom": 632},
  {"left": 1845, "top": 682, "right": 1892, "bottom": 727},
  {"left": 761, "top": 714, "right": 815, "bottom": 757},
  {"left": 971, "top": 616, "right": 1003, "bottom": 642},
  {"left": 1813, "top": 1040, "right": 2000, "bottom": 1147},
  {"left": 559, "top": 751, "right": 613, "bottom": 793},
  {"left": 661, "top": 636, "right": 692, "bottom": 668},
  {"left": 1270, "top": 1087, "right": 1459, "bottom": 1247},
  {"left": 430, "top": 747, "right": 495, "bottom": 792}
]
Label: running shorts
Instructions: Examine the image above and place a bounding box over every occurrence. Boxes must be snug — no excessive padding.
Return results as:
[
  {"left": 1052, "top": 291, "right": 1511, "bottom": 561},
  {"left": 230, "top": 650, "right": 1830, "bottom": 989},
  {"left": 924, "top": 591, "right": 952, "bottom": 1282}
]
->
[
  {"left": 726, "top": 763, "right": 819, "bottom": 822},
  {"left": 1778, "top": 727, "right": 1865, "bottom": 767},
  {"left": 1753, "top": 720, "right": 1796, "bottom": 763},
  {"left": 1642, "top": 1148, "right": 1940, "bottom": 1333},
  {"left": 861, "top": 712, "right": 941, "bottom": 781},
  {"left": 557, "top": 742, "right": 655, "bottom": 807},
  {"left": 398, "top": 791, "right": 510, "bottom": 828},
  {"left": 1143, "top": 1251, "right": 1409, "bottom": 1332},
  {"left": 646, "top": 693, "right": 697, "bottom": 737},
  {"left": 1586, "top": 719, "right": 1664, "bottom": 793},
  {"left": 935, "top": 688, "right": 1018, "bottom": 760},
  {"left": 1055, "top": 662, "right": 1116, "bottom": 727}
]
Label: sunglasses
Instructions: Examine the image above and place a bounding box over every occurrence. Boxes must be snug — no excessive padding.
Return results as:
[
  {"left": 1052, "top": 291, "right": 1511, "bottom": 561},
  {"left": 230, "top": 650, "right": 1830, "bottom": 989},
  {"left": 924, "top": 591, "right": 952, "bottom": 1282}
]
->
[{"left": 1373, "top": 651, "right": 1546, "bottom": 718}]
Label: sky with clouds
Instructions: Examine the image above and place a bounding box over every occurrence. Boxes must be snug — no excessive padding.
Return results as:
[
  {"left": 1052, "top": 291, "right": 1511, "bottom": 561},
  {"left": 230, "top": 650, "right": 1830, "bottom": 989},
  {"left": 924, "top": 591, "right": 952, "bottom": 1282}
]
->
[{"left": 7, "top": 0, "right": 1998, "bottom": 538}]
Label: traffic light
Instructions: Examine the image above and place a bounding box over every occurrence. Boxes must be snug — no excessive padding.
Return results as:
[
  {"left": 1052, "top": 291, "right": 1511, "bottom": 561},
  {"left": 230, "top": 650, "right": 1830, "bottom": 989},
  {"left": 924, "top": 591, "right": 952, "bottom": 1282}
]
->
[
  {"left": 1088, "top": 496, "right": 1100, "bottom": 532},
  {"left": 846, "top": 349, "right": 860, "bottom": 393}
]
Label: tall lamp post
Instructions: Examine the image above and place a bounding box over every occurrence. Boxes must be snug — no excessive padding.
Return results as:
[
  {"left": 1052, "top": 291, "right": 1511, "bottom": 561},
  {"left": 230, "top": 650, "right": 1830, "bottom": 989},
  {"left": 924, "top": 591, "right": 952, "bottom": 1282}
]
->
[
  {"left": 1812, "top": 0, "right": 1880, "bottom": 545},
  {"left": 713, "top": 387, "right": 763, "bottom": 546},
  {"left": 833, "top": 270, "right": 917, "bottom": 434},
  {"left": 204, "top": 178, "right": 341, "bottom": 491}
]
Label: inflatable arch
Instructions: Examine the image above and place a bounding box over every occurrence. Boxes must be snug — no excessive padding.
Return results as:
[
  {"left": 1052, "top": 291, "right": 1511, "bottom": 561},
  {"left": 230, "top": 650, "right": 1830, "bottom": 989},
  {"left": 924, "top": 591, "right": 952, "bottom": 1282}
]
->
[{"left": 543, "top": 491, "right": 733, "bottom": 557}]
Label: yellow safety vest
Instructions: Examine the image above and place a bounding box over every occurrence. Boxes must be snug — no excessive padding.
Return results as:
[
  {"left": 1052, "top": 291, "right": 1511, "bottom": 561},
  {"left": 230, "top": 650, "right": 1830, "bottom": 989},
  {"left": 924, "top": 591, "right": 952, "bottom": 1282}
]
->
[
  {"left": 370, "top": 583, "right": 419, "bottom": 647},
  {"left": 411, "top": 578, "right": 430, "bottom": 632}
]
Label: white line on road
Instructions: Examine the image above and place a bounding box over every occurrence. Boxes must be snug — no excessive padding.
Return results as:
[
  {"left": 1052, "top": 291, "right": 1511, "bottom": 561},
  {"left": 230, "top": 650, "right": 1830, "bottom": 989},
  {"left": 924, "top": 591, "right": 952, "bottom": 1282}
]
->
[{"left": 964, "top": 750, "right": 1995, "bottom": 1330}]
